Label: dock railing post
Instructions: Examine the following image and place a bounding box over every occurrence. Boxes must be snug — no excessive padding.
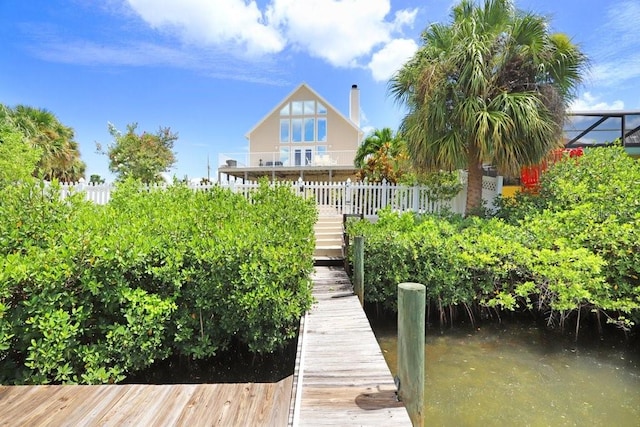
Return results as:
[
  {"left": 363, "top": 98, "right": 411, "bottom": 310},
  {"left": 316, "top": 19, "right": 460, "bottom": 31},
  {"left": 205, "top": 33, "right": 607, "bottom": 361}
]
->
[
  {"left": 353, "top": 236, "right": 364, "bottom": 306},
  {"left": 397, "top": 282, "right": 425, "bottom": 427}
]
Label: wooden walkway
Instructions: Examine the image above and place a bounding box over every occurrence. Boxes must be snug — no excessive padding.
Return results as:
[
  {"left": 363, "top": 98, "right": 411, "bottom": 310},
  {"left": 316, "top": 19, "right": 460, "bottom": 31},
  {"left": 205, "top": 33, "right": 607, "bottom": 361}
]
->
[
  {"left": 0, "top": 267, "right": 409, "bottom": 426},
  {"left": 0, "top": 378, "right": 292, "bottom": 426},
  {"left": 291, "top": 266, "right": 411, "bottom": 426}
]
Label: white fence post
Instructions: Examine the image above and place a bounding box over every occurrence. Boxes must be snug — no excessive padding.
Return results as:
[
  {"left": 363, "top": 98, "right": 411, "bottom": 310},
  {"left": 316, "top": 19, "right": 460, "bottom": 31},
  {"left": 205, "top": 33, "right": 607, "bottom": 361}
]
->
[
  {"left": 412, "top": 184, "right": 419, "bottom": 212},
  {"left": 345, "top": 179, "right": 352, "bottom": 215}
]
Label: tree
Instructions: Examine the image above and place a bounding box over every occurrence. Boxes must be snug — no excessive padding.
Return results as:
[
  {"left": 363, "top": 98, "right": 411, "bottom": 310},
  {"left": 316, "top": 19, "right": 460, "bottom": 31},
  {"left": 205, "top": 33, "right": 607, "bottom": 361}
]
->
[
  {"left": 355, "top": 128, "right": 409, "bottom": 183},
  {"left": 89, "top": 174, "right": 105, "bottom": 184},
  {"left": 354, "top": 128, "right": 404, "bottom": 169},
  {"left": 0, "top": 123, "right": 42, "bottom": 186},
  {"left": 356, "top": 142, "right": 409, "bottom": 184},
  {"left": 389, "top": 0, "right": 587, "bottom": 215},
  {"left": 97, "top": 123, "right": 178, "bottom": 183},
  {"left": 5, "top": 104, "right": 86, "bottom": 182}
]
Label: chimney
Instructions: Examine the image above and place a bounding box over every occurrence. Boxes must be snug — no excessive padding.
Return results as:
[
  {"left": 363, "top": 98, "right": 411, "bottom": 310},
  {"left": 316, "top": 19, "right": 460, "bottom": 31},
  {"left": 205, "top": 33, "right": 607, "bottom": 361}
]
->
[{"left": 349, "top": 84, "right": 360, "bottom": 127}]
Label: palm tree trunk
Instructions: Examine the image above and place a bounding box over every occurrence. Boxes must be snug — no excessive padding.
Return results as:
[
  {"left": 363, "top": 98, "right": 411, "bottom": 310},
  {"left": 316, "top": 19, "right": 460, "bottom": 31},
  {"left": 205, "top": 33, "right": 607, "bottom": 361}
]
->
[{"left": 465, "top": 142, "right": 484, "bottom": 216}]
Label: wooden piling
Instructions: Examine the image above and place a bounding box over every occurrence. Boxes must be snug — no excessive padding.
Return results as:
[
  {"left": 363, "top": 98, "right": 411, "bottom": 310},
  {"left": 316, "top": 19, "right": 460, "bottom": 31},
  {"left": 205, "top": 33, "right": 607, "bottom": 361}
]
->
[
  {"left": 397, "top": 282, "right": 425, "bottom": 427},
  {"left": 353, "top": 236, "right": 364, "bottom": 306}
]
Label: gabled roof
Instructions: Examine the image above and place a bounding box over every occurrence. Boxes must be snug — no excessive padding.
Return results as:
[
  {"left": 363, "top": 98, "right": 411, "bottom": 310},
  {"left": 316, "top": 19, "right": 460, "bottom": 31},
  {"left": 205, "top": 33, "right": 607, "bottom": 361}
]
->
[{"left": 245, "top": 82, "right": 363, "bottom": 139}]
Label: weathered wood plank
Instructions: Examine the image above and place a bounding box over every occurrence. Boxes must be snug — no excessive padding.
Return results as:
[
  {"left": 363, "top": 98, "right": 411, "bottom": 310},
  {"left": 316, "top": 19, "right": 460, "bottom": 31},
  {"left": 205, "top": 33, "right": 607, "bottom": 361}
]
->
[
  {"left": 294, "top": 266, "right": 411, "bottom": 426},
  {"left": 0, "top": 379, "right": 292, "bottom": 427}
]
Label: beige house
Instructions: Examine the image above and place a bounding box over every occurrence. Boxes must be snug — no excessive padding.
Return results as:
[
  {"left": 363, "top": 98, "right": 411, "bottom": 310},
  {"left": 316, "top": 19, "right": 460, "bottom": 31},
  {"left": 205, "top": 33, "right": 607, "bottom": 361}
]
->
[{"left": 218, "top": 83, "right": 364, "bottom": 182}]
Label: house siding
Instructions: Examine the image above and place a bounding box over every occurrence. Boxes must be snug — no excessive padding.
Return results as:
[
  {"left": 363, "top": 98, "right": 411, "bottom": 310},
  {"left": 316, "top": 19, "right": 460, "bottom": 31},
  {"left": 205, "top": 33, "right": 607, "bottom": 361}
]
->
[{"left": 247, "top": 84, "right": 360, "bottom": 167}]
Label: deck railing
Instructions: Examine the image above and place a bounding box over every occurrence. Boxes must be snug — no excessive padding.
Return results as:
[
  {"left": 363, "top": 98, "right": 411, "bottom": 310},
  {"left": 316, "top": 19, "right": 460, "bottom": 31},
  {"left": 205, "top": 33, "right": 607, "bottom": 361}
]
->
[{"left": 219, "top": 150, "right": 357, "bottom": 168}]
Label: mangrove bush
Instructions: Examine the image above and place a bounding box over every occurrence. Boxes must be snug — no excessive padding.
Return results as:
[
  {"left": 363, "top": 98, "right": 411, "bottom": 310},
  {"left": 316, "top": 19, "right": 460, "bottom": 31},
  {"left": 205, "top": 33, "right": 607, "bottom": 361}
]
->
[
  {"left": 347, "top": 146, "right": 640, "bottom": 334},
  {"left": 0, "top": 179, "right": 316, "bottom": 384}
]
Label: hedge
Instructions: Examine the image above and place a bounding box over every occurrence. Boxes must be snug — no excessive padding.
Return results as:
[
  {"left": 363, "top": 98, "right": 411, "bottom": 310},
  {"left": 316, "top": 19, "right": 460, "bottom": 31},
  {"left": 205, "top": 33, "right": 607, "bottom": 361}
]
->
[
  {"left": 347, "top": 146, "right": 640, "bottom": 333},
  {"left": 0, "top": 179, "right": 316, "bottom": 384}
]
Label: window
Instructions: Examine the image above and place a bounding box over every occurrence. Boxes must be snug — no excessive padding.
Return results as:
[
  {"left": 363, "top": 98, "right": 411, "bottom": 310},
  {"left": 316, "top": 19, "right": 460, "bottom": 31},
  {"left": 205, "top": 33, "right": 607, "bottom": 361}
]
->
[
  {"left": 280, "top": 119, "right": 289, "bottom": 143},
  {"left": 304, "top": 118, "right": 315, "bottom": 142},
  {"left": 292, "top": 118, "right": 303, "bottom": 142},
  {"left": 317, "top": 118, "right": 327, "bottom": 142},
  {"left": 304, "top": 100, "right": 315, "bottom": 115},
  {"left": 279, "top": 99, "right": 327, "bottom": 145},
  {"left": 291, "top": 101, "right": 303, "bottom": 115},
  {"left": 279, "top": 147, "right": 290, "bottom": 166}
]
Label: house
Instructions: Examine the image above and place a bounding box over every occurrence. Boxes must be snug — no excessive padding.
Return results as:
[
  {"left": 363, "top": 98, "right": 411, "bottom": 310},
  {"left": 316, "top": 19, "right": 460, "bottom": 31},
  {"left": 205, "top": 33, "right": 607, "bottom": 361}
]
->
[{"left": 218, "top": 83, "right": 364, "bottom": 182}]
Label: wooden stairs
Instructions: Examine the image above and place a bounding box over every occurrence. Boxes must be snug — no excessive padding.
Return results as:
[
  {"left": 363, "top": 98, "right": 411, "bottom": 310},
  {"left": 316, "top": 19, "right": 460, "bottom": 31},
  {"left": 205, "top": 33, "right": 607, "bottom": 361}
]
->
[{"left": 313, "top": 214, "right": 344, "bottom": 265}]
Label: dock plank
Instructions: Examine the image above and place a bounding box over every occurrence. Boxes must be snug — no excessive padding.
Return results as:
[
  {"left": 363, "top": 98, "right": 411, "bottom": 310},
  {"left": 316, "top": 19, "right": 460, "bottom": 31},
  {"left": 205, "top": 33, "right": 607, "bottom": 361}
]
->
[
  {"left": 293, "top": 266, "right": 411, "bottom": 426},
  {"left": 0, "top": 378, "right": 292, "bottom": 427}
]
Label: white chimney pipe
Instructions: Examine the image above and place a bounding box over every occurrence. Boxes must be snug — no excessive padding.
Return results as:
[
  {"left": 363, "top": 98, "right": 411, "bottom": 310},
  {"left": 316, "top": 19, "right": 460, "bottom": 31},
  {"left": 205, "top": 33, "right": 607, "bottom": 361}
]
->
[{"left": 349, "top": 84, "right": 360, "bottom": 128}]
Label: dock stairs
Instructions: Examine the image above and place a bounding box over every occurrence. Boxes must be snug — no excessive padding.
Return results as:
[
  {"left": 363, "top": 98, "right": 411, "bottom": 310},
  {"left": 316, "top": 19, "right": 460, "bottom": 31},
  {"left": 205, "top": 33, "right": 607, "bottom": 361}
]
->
[{"left": 313, "top": 214, "right": 344, "bottom": 265}]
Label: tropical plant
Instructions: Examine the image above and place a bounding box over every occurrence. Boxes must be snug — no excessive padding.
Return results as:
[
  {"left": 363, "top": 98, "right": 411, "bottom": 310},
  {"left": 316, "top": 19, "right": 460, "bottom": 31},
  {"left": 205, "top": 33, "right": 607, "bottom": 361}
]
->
[
  {"left": 389, "top": 0, "right": 587, "bottom": 215},
  {"left": 354, "top": 128, "right": 403, "bottom": 168},
  {"left": 347, "top": 147, "right": 640, "bottom": 335},
  {"left": 355, "top": 128, "right": 410, "bottom": 183},
  {"left": 0, "top": 104, "right": 85, "bottom": 181},
  {"left": 97, "top": 123, "right": 177, "bottom": 183},
  {"left": 0, "top": 123, "right": 42, "bottom": 186},
  {"left": 355, "top": 142, "right": 409, "bottom": 184},
  {"left": 346, "top": 207, "right": 636, "bottom": 336}
]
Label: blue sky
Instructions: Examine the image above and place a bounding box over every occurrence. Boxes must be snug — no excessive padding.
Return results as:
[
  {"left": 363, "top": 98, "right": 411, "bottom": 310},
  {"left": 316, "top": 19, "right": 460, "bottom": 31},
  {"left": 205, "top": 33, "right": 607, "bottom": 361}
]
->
[{"left": 2, "top": 0, "right": 639, "bottom": 182}]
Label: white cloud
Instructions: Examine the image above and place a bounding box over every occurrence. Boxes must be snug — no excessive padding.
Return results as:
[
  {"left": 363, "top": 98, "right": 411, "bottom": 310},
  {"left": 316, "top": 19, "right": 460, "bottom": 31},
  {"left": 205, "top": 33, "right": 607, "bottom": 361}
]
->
[
  {"left": 35, "top": 38, "right": 191, "bottom": 67},
  {"left": 390, "top": 8, "right": 419, "bottom": 32},
  {"left": 570, "top": 92, "right": 624, "bottom": 112},
  {"left": 25, "top": 0, "right": 420, "bottom": 82},
  {"left": 368, "top": 38, "right": 418, "bottom": 82},
  {"left": 267, "top": 0, "right": 416, "bottom": 67},
  {"left": 585, "top": 1, "right": 640, "bottom": 88},
  {"left": 28, "top": 33, "right": 287, "bottom": 85},
  {"left": 124, "top": 0, "right": 417, "bottom": 70},
  {"left": 125, "top": 0, "right": 285, "bottom": 56},
  {"left": 588, "top": 58, "right": 640, "bottom": 88}
]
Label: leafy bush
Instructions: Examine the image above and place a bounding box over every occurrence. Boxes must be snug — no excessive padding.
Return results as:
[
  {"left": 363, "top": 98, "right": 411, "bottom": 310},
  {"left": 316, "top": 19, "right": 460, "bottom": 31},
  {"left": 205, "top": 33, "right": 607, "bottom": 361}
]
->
[
  {"left": 347, "top": 210, "right": 638, "bottom": 332},
  {"left": 348, "top": 146, "right": 640, "bottom": 332},
  {"left": 0, "top": 179, "right": 315, "bottom": 384},
  {"left": 498, "top": 146, "right": 640, "bottom": 326}
]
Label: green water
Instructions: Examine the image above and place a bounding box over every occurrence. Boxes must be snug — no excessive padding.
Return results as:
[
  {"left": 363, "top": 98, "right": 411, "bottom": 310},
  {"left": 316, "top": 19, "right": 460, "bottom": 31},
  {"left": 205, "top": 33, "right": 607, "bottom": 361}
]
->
[{"left": 373, "top": 321, "right": 640, "bottom": 426}]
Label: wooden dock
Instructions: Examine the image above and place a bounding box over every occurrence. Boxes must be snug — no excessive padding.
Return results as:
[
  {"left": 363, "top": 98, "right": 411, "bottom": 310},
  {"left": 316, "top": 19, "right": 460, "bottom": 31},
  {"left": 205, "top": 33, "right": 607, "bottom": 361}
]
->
[
  {"left": 291, "top": 266, "right": 411, "bottom": 426},
  {"left": 0, "top": 266, "right": 409, "bottom": 426},
  {"left": 0, "top": 378, "right": 292, "bottom": 426}
]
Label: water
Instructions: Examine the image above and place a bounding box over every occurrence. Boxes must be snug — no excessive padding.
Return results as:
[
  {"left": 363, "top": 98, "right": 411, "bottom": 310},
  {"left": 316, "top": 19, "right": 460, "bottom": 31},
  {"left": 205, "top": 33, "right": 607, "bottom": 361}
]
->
[{"left": 372, "top": 318, "right": 640, "bottom": 426}]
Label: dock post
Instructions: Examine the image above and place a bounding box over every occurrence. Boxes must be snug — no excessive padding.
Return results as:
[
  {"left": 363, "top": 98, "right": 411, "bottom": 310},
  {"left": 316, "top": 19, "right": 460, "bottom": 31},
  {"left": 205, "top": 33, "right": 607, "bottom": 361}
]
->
[
  {"left": 397, "top": 282, "right": 425, "bottom": 427},
  {"left": 353, "top": 236, "right": 364, "bottom": 306}
]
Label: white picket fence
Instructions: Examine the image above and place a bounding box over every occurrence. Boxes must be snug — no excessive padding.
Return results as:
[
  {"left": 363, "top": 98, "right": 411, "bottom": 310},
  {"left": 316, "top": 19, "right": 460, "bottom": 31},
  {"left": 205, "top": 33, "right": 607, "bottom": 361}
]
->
[{"left": 58, "top": 173, "right": 503, "bottom": 216}]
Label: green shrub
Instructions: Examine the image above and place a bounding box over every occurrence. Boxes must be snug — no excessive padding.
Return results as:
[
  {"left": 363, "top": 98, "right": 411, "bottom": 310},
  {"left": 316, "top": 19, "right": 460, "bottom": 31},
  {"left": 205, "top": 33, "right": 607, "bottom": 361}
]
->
[
  {"left": 347, "top": 207, "right": 638, "bottom": 332},
  {"left": 498, "top": 146, "right": 640, "bottom": 327},
  {"left": 348, "top": 147, "right": 640, "bottom": 331},
  {"left": 0, "top": 179, "right": 315, "bottom": 384}
]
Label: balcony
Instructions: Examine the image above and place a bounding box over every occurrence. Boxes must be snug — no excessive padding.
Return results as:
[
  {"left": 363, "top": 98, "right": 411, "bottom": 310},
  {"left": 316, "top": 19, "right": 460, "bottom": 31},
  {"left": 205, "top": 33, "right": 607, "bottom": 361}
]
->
[{"left": 218, "top": 150, "right": 358, "bottom": 182}]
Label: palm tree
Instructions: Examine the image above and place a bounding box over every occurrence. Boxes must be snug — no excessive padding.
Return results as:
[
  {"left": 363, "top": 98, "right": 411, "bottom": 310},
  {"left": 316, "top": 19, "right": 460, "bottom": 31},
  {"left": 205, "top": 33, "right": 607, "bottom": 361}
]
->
[
  {"left": 8, "top": 105, "right": 85, "bottom": 181},
  {"left": 354, "top": 128, "right": 400, "bottom": 169},
  {"left": 389, "top": 0, "right": 587, "bottom": 215}
]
